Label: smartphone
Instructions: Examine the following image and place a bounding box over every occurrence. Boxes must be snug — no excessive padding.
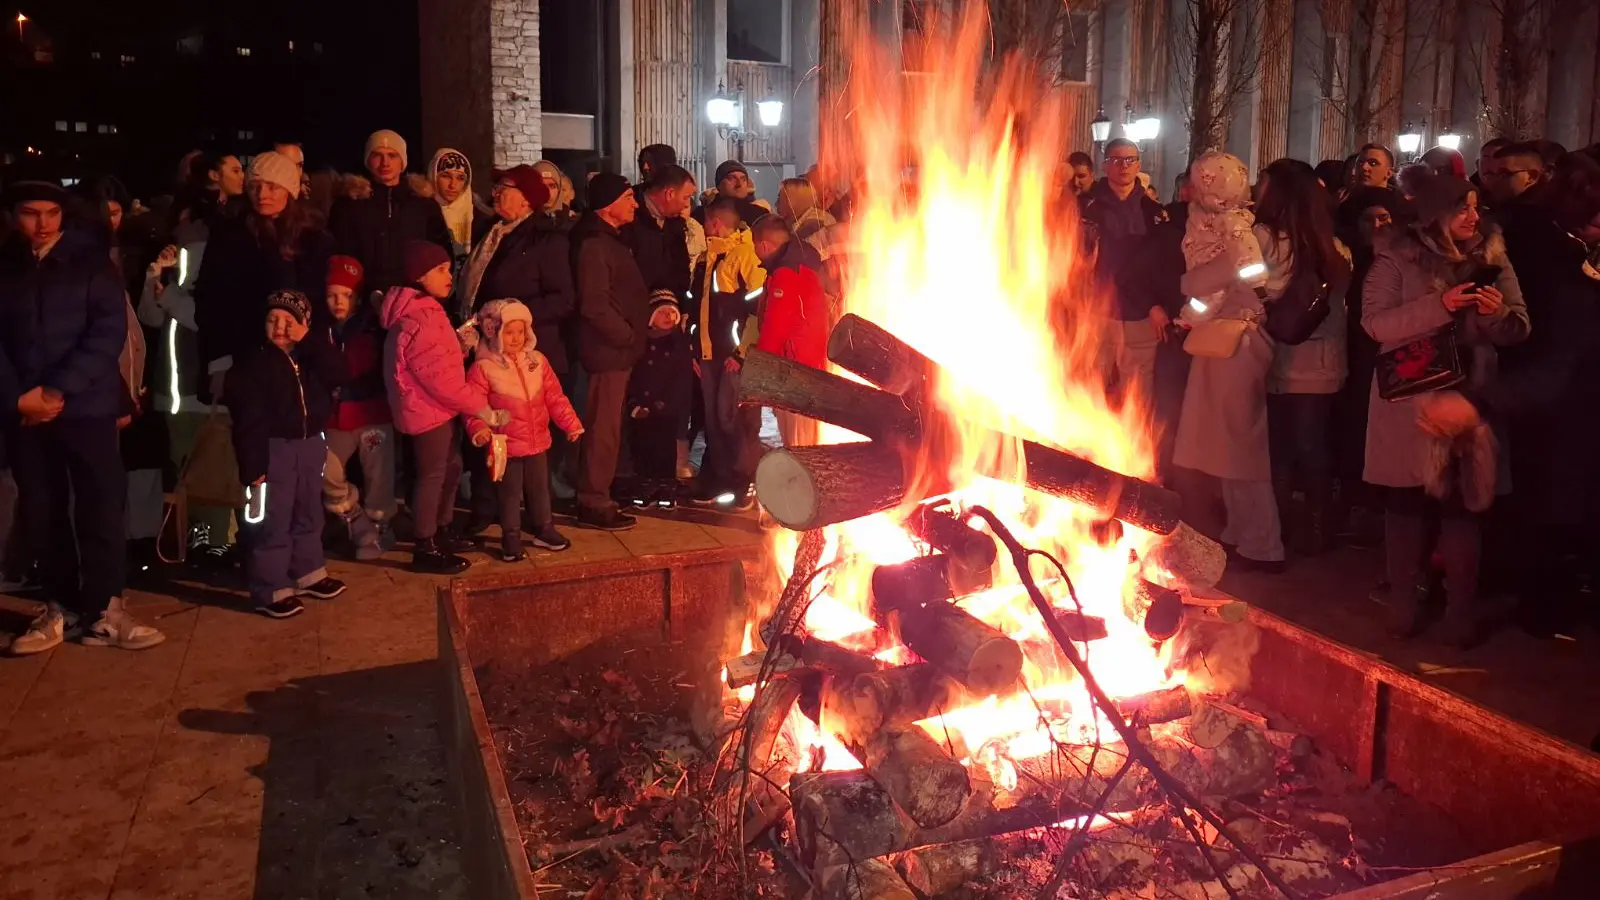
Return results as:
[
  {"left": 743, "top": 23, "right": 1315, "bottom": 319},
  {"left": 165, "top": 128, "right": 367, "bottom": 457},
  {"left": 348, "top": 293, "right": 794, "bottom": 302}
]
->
[{"left": 1468, "top": 265, "right": 1503, "bottom": 290}]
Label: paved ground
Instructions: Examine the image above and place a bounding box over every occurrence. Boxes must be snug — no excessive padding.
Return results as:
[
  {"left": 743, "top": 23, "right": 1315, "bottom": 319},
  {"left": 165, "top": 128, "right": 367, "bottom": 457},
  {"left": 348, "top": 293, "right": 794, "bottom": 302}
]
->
[
  {"left": 1, "top": 516, "right": 1592, "bottom": 900},
  {"left": 0, "top": 514, "right": 761, "bottom": 900}
]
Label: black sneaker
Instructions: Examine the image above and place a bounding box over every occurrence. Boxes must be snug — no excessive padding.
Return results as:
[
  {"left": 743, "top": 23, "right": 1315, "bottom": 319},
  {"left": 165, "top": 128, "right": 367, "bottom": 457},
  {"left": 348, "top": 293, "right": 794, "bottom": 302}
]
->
[
  {"left": 436, "top": 528, "right": 480, "bottom": 555},
  {"left": 500, "top": 548, "right": 528, "bottom": 563},
  {"left": 298, "top": 577, "right": 347, "bottom": 600},
  {"left": 531, "top": 525, "right": 572, "bottom": 552},
  {"left": 411, "top": 538, "right": 471, "bottom": 574},
  {"left": 257, "top": 596, "right": 306, "bottom": 619},
  {"left": 576, "top": 507, "right": 637, "bottom": 532}
]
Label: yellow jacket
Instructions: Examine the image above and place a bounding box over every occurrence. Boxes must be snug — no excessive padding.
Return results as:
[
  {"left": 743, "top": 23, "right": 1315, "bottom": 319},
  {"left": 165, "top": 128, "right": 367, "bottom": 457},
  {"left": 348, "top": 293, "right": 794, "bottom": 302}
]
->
[{"left": 694, "top": 229, "right": 767, "bottom": 361}]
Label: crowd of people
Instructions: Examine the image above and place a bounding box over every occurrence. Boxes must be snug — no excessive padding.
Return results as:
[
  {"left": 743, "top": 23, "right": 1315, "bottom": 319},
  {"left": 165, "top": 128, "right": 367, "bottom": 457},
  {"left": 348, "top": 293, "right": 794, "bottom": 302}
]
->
[
  {"left": 0, "top": 134, "right": 836, "bottom": 649},
  {"left": 1075, "top": 135, "right": 1600, "bottom": 649},
  {"left": 2, "top": 124, "right": 1596, "bottom": 657}
]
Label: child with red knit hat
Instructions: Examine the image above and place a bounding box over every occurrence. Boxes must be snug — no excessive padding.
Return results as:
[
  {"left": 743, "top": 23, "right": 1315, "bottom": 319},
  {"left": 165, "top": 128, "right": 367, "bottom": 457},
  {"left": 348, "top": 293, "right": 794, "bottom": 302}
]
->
[{"left": 321, "top": 255, "right": 396, "bottom": 560}]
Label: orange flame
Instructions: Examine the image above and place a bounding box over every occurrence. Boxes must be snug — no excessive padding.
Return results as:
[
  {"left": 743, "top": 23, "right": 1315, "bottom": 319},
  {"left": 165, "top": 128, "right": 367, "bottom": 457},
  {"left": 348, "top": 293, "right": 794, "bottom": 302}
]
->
[{"left": 744, "top": 3, "right": 1180, "bottom": 783}]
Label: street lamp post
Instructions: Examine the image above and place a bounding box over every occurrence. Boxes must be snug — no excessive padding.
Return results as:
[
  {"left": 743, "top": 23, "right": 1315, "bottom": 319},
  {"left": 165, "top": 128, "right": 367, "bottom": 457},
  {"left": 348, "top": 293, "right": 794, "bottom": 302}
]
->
[
  {"left": 16, "top": 11, "right": 27, "bottom": 42},
  {"left": 706, "top": 80, "right": 783, "bottom": 162},
  {"left": 1397, "top": 121, "right": 1425, "bottom": 160},
  {"left": 1090, "top": 107, "right": 1111, "bottom": 162},
  {"left": 1436, "top": 130, "right": 1462, "bottom": 152}
]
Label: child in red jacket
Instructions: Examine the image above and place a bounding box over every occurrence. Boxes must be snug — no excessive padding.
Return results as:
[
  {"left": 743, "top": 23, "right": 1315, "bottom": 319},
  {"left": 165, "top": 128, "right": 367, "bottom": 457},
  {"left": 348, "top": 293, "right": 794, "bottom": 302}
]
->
[
  {"left": 321, "top": 256, "right": 396, "bottom": 560},
  {"left": 466, "top": 299, "right": 584, "bottom": 561},
  {"left": 751, "top": 216, "right": 832, "bottom": 445}
]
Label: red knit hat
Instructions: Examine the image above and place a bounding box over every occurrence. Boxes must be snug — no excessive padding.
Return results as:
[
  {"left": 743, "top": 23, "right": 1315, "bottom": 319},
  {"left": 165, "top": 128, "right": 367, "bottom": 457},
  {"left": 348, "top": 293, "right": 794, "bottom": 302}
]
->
[
  {"left": 327, "top": 255, "right": 364, "bottom": 293},
  {"left": 492, "top": 164, "right": 551, "bottom": 212},
  {"left": 402, "top": 240, "right": 452, "bottom": 284}
]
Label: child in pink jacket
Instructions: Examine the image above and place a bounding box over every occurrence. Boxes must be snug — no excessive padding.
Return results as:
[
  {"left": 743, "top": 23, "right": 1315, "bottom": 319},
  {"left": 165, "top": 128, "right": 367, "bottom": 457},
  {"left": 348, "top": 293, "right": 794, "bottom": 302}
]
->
[
  {"left": 381, "top": 241, "right": 504, "bottom": 574},
  {"left": 466, "top": 299, "right": 584, "bottom": 561}
]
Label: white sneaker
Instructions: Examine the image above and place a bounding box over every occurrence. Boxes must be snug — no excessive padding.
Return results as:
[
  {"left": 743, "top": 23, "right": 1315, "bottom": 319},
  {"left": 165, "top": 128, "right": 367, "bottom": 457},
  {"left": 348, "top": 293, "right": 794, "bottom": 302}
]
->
[
  {"left": 81, "top": 597, "right": 165, "bottom": 651},
  {"left": 8, "top": 603, "right": 70, "bottom": 655}
]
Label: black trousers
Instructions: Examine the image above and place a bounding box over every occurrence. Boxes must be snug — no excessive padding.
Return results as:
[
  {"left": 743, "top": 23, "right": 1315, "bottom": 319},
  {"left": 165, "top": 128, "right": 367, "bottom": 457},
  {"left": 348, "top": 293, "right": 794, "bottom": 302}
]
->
[
  {"left": 11, "top": 416, "right": 126, "bottom": 619},
  {"left": 499, "top": 453, "right": 552, "bottom": 554}
]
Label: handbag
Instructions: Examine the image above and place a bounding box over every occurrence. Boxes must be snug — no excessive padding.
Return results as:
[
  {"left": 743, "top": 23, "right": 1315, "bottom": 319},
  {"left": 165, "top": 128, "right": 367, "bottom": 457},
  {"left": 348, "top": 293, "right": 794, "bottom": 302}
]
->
[
  {"left": 1376, "top": 326, "right": 1465, "bottom": 401},
  {"left": 1263, "top": 273, "right": 1331, "bottom": 345},
  {"left": 1183, "top": 317, "right": 1253, "bottom": 359}
]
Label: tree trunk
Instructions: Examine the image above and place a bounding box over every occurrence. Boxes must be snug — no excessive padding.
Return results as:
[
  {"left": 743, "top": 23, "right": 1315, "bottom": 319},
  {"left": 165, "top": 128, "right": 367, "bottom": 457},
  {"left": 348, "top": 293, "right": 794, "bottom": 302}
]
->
[
  {"left": 860, "top": 726, "right": 973, "bottom": 828},
  {"left": 816, "top": 857, "right": 919, "bottom": 900},
  {"left": 754, "top": 442, "right": 908, "bottom": 531},
  {"left": 894, "top": 839, "right": 1002, "bottom": 897}
]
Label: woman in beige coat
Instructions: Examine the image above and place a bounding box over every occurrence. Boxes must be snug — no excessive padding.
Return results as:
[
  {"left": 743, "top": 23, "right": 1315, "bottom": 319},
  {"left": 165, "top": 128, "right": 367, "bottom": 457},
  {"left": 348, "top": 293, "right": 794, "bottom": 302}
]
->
[{"left": 1361, "top": 175, "right": 1529, "bottom": 646}]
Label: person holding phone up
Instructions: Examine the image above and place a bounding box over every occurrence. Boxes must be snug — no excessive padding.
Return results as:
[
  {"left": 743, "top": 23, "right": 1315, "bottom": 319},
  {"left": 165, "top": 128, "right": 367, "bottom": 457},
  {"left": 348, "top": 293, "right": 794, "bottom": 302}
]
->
[{"left": 1359, "top": 175, "right": 1529, "bottom": 648}]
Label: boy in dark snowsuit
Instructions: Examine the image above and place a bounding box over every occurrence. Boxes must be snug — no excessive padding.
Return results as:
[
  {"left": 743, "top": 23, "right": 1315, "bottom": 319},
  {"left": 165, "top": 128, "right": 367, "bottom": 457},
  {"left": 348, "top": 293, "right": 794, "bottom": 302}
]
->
[
  {"left": 227, "top": 290, "right": 348, "bottom": 619},
  {"left": 625, "top": 290, "right": 694, "bottom": 506}
]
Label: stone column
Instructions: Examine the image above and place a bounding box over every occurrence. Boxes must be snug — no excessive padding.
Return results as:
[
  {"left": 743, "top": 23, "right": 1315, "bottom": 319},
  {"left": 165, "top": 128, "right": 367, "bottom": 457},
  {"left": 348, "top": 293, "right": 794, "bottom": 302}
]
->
[
  {"left": 490, "top": 0, "right": 542, "bottom": 166},
  {"left": 418, "top": 0, "right": 540, "bottom": 181}
]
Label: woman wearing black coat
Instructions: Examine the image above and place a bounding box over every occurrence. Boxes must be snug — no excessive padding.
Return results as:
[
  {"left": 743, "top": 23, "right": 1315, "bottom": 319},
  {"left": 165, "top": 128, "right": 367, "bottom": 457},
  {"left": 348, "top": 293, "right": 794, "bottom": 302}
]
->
[{"left": 194, "top": 151, "right": 335, "bottom": 404}]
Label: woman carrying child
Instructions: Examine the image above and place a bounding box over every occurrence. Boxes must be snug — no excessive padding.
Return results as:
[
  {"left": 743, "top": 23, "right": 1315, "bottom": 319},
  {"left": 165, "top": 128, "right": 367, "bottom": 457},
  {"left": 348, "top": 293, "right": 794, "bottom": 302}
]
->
[{"left": 465, "top": 299, "right": 584, "bottom": 561}]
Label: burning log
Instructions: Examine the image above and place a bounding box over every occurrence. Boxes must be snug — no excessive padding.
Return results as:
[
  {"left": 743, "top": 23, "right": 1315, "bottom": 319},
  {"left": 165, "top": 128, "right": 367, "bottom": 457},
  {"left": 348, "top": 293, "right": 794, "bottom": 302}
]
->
[
  {"left": 816, "top": 858, "right": 919, "bottom": 900},
  {"left": 904, "top": 504, "right": 997, "bottom": 587},
  {"left": 861, "top": 726, "right": 973, "bottom": 828},
  {"left": 825, "top": 663, "right": 966, "bottom": 738},
  {"left": 740, "top": 349, "right": 920, "bottom": 445},
  {"left": 894, "top": 839, "right": 1001, "bottom": 897},
  {"left": 825, "top": 313, "right": 1187, "bottom": 536},
  {"left": 827, "top": 312, "right": 932, "bottom": 399},
  {"left": 1179, "top": 592, "right": 1250, "bottom": 624},
  {"left": 755, "top": 442, "right": 908, "bottom": 531},
  {"left": 896, "top": 601, "right": 1024, "bottom": 695},
  {"left": 1140, "top": 521, "right": 1228, "bottom": 589},
  {"left": 1117, "top": 686, "right": 1194, "bottom": 725},
  {"left": 1124, "top": 579, "right": 1186, "bottom": 641},
  {"left": 724, "top": 636, "right": 884, "bottom": 689},
  {"left": 792, "top": 770, "right": 917, "bottom": 869},
  {"left": 736, "top": 674, "right": 805, "bottom": 783},
  {"left": 870, "top": 555, "right": 992, "bottom": 619}
]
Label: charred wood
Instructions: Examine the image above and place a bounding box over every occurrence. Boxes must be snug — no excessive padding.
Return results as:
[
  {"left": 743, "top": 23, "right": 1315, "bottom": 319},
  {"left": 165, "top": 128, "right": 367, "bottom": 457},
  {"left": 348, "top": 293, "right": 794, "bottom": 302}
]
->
[
  {"left": 1179, "top": 592, "right": 1250, "bottom": 623},
  {"left": 755, "top": 442, "right": 908, "bottom": 531},
  {"left": 896, "top": 601, "right": 1024, "bottom": 695},
  {"left": 904, "top": 505, "right": 998, "bottom": 581},
  {"left": 792, "top": 770, "right": 917, "bottom": 870},
  {"left": 870, "top": 555, "right": 994, "bottom": 621},
  {"left": 1125, "top": 578, "right": 1186, "bottom": 641},
  {"left": 824, "top": 663, "right": 968, "bottom": 740},
  {"left": 816, "top": 857, "right": 919, "bottom": 900},
  {"left": 827, "top": 313, "right": 933, "bottom": 399},
  {"left": 723, "top": 636, "right": 884, "bottom": 690},
  {"left": 893, "top": 838, "right": 1002, "bottom": 897}
]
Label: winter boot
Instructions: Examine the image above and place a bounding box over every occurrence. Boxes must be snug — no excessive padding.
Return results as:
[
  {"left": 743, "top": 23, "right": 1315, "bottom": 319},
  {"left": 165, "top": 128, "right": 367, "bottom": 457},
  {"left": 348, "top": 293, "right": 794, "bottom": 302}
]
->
[
  {"left": 1437, "top": 516, "right": 1488, "bottom": 649},
  {"left": 1383, "top": 511, "right": 1429, "bottom": 638},
  {"left": 411, "top": 537, "right": 470, "bottom": 574}
]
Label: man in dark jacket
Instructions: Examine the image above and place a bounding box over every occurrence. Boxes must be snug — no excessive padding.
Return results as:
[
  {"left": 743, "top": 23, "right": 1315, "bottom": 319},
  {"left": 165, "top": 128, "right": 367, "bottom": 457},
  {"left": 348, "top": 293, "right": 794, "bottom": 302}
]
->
[
  {"left": 571, "top": 173, "right": 649, "bottom": 531},
  {"left": 623, "top": 165, "right": 696, "bottom": 301},
  {"left": 328, "top": 130, "right": 452, "bottom": 297},
  {"left": 1081, "top": 138, "right": 1170, "bottom": 400},
  {"left": 0, "top": 182, "right": 164, "bottom": 654}
]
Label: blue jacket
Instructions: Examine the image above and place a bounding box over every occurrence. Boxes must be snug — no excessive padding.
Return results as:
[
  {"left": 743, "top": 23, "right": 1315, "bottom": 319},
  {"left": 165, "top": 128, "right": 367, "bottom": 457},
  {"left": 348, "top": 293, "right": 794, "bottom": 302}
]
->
[{"left": 0, "top": 228, "right": 128, "bottom": 421}]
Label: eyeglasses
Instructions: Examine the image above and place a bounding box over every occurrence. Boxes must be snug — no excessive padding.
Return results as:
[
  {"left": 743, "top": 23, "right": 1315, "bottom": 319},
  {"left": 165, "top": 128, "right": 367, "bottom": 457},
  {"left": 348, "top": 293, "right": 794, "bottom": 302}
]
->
[{"left": 1106, "top": 156, "right": 1141, "bottom": 167}]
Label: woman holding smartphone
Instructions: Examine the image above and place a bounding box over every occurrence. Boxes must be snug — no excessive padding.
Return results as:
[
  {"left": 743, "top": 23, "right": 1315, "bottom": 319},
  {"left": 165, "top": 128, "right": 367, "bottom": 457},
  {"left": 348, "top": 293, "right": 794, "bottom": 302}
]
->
[{"left": 1360, "top": 175, "right": 1529, "bottom": 648}]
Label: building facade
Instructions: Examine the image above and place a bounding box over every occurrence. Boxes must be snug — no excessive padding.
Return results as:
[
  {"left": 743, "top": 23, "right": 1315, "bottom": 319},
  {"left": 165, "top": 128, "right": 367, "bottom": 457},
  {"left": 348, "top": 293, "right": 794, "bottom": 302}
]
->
[{"left": 419, "top": 0, "right": 1600, "bottom": 200}]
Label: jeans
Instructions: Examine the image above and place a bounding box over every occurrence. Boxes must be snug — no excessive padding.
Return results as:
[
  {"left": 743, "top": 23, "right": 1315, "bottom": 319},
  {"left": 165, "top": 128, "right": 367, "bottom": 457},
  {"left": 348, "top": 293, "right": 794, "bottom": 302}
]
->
[
  {"left": 410, "top": 422, "right": 462, "bottom": 540},
  {"left": 498, "top": 453, "right": 552, "bottom": 554},
  {"left": 578, "top": 370, "right": 630, "bottom": 513},
  {"left": 241, "top": 436, "right": 328, "bottom": 604},
  {"left": 1267, "top": 393, "right": 1334, "bottom": 487},
  {"left": 322, "top": 425, "right": 398, "bottom": 522},
  {"left": 10, "top": 416, "right": 126, "bottom": 619}
]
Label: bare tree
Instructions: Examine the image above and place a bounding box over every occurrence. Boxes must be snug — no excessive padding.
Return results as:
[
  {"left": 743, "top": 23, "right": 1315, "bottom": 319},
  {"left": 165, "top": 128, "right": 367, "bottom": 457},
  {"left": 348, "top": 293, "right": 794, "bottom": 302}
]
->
[
  {"left": 1168, "top": 0, "right": 1271, "bottom": 159},
  {"left": 1305, "top": 0, "right": 1441, "bottom": 150},
  {"left": 1460, "top": 0, "right": 1567, "bottom": 139}
]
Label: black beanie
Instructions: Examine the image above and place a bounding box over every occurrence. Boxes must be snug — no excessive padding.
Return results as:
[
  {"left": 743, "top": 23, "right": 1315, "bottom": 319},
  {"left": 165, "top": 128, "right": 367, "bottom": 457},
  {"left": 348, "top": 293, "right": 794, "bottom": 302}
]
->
[
  {"left": 587, "top": 172, "right": 632, "bottom": 212},
  {"left": 714, "top": 159, "right": 748, "bottom": 186}
]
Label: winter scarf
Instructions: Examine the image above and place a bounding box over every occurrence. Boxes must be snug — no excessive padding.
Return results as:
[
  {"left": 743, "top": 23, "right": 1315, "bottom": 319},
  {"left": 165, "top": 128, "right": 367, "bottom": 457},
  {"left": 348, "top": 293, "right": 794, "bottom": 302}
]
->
[{"left": 430, "top": 148, "right": 476, "bottom": 250}]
